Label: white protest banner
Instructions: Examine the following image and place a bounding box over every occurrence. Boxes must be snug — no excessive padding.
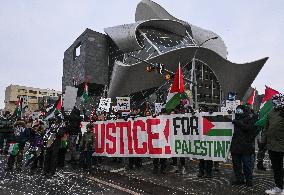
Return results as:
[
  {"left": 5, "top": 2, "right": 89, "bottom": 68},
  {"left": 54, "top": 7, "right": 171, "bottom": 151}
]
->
[
  {"left": 116, "top": 97, "right": 130, "bottom": 111},
  {"left": 98, "top": 98, "right": 112, "bottom": 112},
  {"left": 92, "top": 112, "right": 234, "bottom": 162},
  {"left": 63, "top": 86, "right": 78, "bottom": 111},
  {"left": 155, "top": 103, "right": 164, "bottom": 115}
]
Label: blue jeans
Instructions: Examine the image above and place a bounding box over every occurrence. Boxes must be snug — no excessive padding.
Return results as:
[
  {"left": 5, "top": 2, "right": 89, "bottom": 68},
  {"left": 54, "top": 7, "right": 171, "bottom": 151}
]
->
[{"left": 232, "top": 153, "right": 254, "bottom": 183}]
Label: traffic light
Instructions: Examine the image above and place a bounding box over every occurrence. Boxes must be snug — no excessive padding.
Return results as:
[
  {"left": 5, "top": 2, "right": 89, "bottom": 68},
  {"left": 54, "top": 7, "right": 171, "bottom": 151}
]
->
[{"left": 165, "top": 73, "right": 171, "bottom": 80}]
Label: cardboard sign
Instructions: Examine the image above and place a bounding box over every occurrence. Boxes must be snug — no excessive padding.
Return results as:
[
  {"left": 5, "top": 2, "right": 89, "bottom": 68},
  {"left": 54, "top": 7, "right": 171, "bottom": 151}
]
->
[
  {"left": 63, "top": 86, "right": 78, "bottom": 111},
  {"left": 98, "top": 98, "right": 112, "bottom": 112},
  {"left": 92, "top": 112, "right": 234, "bottom": 162},
  {"left": 155, "top": 103, "right": 164, "bottom": 115},
  {"left": 225, "top": 100, "right": 240, "bottom": 112},
  {"left": 116, "top": 97, "right": 130, "bottom": 111}
]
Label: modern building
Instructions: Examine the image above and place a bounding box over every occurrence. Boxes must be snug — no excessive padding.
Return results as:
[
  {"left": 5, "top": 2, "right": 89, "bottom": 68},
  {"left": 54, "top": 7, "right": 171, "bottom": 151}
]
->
[
  {"left": 63, "top": 0, "right": 267, "bottom": 111},
  {"left": 4, "top": 85, "right": 61, "bottom": 113}
]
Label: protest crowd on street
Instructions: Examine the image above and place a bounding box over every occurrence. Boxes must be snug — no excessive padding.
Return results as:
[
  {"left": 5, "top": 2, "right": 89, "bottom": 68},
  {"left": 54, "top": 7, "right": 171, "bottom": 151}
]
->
[{"left": 1, "top": 84, "right": 284, "bottom": 195}]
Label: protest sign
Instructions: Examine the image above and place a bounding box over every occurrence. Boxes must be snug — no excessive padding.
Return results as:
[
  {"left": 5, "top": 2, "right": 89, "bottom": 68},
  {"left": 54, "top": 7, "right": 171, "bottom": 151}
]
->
[
  {"left": 63, "top": 86, "right": 78, "bottom": 111},
  {"left": 116, "top": 97, "right": 130, "bottom": 111},
  {"left": 98, "top": 98, "right": 112, "bottom": 112},
  {"left": 155, "top": 103, "right": 164, "bottom": 115},
  {"left": 225, "top": 100, "right": 240, "bottom": 112},
  {"left": 92, "top": 112, "right": 234, "bottom": 162}
]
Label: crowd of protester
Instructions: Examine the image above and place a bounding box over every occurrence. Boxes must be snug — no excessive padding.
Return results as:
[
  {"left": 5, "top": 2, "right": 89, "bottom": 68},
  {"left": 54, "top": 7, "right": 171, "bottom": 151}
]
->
[{"left": 0, "top": 93, "right": 284, "bottom": 194}]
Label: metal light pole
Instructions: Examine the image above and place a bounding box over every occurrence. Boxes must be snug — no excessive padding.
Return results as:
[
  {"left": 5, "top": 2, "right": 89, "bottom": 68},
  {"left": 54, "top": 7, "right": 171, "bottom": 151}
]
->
[{"left": 191, "top": 36, "right": 218, "bottom": 110}]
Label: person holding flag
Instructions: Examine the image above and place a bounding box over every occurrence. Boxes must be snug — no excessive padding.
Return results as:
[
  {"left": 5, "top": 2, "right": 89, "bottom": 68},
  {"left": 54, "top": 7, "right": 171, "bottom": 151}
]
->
[
  {"left": 256, "top": 86, "right": 279, "bottom": 171},
  {"left": 261, "top": 94, "right": 284, "bottom": 195},
  {"left": 5, "top": 120, "right": 31, "bottom": 171},
  {"left": 165, "top": 64, "right": 188, "bottom": 175}
]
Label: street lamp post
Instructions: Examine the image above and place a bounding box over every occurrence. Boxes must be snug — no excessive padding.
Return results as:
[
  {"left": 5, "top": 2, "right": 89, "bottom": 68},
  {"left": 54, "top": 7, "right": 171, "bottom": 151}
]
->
[{"left": 191, "top": 36, "right": 218, "bottom": 110}]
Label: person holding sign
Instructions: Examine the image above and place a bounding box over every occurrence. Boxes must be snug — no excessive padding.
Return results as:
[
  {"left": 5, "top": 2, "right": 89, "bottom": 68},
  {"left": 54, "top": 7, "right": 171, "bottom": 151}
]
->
[{"left": 230, "top": 105, "right": 258, "bottom": 187}]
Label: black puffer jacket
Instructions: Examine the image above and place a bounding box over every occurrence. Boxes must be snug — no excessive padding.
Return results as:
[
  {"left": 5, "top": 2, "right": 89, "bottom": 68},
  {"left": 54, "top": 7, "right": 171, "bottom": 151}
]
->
[
  {"left": 64, "top": 107, "right": 81, "bottom": 135},
  {"left": 230, "top": 106, "right": 258, "bottom": 155}
]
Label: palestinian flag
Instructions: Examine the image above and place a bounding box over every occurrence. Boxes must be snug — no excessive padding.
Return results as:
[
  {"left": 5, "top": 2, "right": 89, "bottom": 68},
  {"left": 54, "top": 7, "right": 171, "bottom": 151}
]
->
[
  {"left": 255, "top": 86, "right": 279, "bottom": 127},
  {"left": 82, "top": 81, "right": 89, "bottom": 103},
  {"left": 14, "top": 98, "right": 22, "bottom": 117},
  {"left": 44, "top": 96, "right": 62, "bottom": 121},
  {"left": 8, "top": 142, "right": 19, "bottom": 155},
  {"left": 246, "top": 88, "right": 255, "bottom": 108},
  {"left": 203, "top": 115, "right": 233, "bottom": 136},
  {"left": 165, "top": 63, "right": 187, "bottom": 112}
]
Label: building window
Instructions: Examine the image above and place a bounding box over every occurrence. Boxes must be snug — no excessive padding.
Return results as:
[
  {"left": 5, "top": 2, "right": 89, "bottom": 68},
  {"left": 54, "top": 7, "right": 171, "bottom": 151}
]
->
[
  {"left": 74, "top": 43, "right": 81, "bottom": 60},
  {"left": 18, "top": 89, "right": 27, "bottom": 93},
  {"left": 29, "top": 96, "right": 37, "bottom": 100},
  {"left": 29, "top": 90, "right": 37, "bottom": 94}
]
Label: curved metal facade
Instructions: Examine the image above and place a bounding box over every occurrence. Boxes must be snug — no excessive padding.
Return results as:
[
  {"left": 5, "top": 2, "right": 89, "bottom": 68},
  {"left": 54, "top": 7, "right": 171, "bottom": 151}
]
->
[{"left": 105, "top": 0, "right": 268, "bottom": 101}]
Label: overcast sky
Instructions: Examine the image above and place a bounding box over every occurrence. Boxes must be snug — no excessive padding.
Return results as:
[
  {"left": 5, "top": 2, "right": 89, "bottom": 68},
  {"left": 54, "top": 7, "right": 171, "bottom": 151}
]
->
[{"left": 0, "top": 0, "right": 283, "bottom": 109}]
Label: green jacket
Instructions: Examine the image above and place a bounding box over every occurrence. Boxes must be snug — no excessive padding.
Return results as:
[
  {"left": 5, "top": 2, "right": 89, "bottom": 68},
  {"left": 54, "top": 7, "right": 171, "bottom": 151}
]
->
[{"left": 262, "top": 109, "right": 284, "bottom": 152}]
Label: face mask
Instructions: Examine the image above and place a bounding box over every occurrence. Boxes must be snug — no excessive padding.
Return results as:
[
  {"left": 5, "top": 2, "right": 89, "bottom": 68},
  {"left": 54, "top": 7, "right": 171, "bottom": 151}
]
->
[{"left": 236, "top": 108, "right": 244, "bottom": 114}]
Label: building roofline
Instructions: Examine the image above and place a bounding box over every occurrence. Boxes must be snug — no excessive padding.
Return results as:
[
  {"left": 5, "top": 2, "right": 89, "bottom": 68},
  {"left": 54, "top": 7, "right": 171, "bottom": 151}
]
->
[{"left": 6, "top": 84, "right": 62, "bottom": 93}]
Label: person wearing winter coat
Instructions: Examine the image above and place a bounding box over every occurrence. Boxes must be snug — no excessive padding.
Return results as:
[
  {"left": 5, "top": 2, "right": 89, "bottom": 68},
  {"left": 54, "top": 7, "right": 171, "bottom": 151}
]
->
[
  {"left": 6, "top": 120, "right": 31, "bottom": 171},
  {"left": 79, "top": 123, "right": 95, "bottom": 170},
  {"left": 230, "top": 105, "right": 258, "bottom": 187},
  {"left": 29, "top": 121, "right": 45, "bottom": 170},
  {"left": 43, "top": 116, "right": 64, "bottom": 177},
  {"left": 62, "top": 107, "right": 81, "bottom": 163},
  {"left": 262, "top": 94, "right": 284, "bottom": 195},
  {"left": 0, "top": 112, "right": 14, "bottom": 155}
]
